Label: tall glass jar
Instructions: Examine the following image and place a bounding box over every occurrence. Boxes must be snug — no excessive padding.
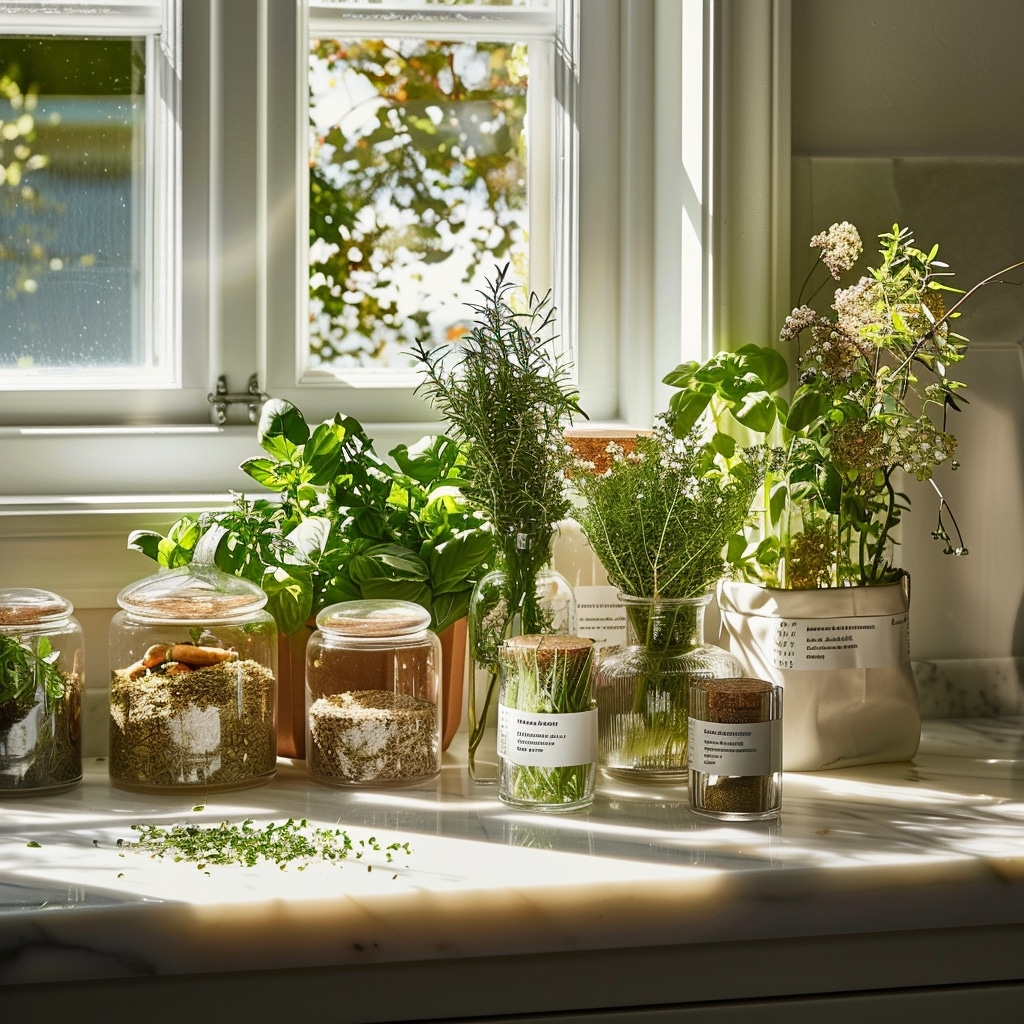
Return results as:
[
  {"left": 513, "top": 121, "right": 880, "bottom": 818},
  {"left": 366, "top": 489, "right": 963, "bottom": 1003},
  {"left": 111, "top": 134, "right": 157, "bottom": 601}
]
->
[
  {"left": 306, "top": 599, "right": 442, "bottom": 787},
  {"left": 497, "top": 634, "right": 597, "bottom": 812},
  {"left": 0, "top": 589, "right": 83, "bottom": 796},
  {"left": 467, "top": 560, "right": 575, "bottom": 783},
  {"left": 594, "top": 593, "right": 743, "bottom": 782},
  {"left": 108, "top": 563, "right": 277, "bottom": 793}
]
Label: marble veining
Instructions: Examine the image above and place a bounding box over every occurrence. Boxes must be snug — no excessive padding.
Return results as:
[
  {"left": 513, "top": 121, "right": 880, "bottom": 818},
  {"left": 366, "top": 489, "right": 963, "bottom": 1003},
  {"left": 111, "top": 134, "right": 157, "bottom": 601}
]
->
[
  {"left": 3, "top": 717, "right": 1024, "bottom": 990},
  {"left": 914, "top": 656, "right": 1024, "bottom": 718}
]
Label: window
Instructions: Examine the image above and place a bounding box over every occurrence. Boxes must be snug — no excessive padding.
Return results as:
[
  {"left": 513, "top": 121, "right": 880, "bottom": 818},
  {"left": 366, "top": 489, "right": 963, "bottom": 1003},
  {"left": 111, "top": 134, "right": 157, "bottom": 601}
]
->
[
  {"left": 0, "top": 0, "right": 180, "bottom": 422},
  {"left": 1, "top": 0, "right": 731, "bottom": 499}
]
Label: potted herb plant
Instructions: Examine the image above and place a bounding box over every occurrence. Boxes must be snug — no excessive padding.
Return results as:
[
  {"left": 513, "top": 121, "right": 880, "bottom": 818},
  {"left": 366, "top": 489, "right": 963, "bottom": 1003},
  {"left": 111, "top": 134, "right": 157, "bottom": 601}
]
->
[
  {"left": 129, "top": 399, "right": 494, "bottom": 758},
  {"left": 571, "top": 419, "right": 768, "bottom": 781},
  {"left": 413, "top": 265, "right": 586, "bottom": 783},
  {"left": 664, "top": 222, "right": 1024, "bottom": 770}
]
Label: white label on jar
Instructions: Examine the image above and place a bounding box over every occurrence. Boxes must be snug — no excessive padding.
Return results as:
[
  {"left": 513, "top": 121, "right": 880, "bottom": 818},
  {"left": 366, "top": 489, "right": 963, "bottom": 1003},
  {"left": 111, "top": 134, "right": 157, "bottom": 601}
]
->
[
  {"left": 574, "top": 585, "right": 628, "bottom": 648},
  {"left": 687, "top": 719, "right": 781, "bottom": 777},
  {"left": 770, "top": 613, "right": 909, "bottom": 671},
  {"left": 498, "top": 705, "right": 598, "bottom": 768}
]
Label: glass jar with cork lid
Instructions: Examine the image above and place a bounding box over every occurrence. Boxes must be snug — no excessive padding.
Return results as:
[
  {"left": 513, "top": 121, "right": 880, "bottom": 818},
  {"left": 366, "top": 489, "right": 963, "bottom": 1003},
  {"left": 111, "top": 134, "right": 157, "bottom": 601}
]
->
[
  {"left": 0, "top": 588, "right": 83, "bottom": 795},
  {"left": 108, "top": 546, "right": 278, "bottom": 794},
  {"left": 306, "top": 599, "right": 442, "bottom": 787},
  {"left": 688, "top": 677, "right": 782, "bottom": 820}
]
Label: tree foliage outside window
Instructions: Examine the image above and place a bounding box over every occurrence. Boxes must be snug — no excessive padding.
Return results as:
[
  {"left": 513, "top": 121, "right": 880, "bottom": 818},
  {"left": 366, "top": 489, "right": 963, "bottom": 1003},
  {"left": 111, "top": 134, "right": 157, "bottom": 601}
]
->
[{"left": 308, "top": 35, "right": 530, "bottom": 372}]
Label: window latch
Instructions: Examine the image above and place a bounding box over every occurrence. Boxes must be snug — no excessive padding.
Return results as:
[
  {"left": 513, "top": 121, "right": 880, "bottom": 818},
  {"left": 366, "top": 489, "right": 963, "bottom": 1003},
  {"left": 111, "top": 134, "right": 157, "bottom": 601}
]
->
[{"left": 207, "top": 374, "right": 270, "bottom": 425}]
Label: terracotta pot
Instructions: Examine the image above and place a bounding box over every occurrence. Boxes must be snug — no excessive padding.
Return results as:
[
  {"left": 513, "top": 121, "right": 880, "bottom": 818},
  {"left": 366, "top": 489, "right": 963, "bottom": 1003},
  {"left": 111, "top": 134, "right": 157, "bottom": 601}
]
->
[{"left": 275, "top": 616, "right": 467, "bottom": 760}]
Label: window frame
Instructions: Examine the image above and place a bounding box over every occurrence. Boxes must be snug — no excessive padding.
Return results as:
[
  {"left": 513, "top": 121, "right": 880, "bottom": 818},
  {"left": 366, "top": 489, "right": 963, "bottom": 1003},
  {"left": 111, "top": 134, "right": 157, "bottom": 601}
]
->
[
  {"left": 0, "top": 0, "right": 787, "bottom": 501},
  {"left": 0, "top": 0, "right": 185, "bottom": 418}
]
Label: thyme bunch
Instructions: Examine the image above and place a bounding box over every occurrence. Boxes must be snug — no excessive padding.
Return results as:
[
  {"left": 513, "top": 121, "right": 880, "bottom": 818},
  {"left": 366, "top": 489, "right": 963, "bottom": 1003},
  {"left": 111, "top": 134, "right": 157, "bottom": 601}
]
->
[{"left": 573, "top": 420, "right": 767, "bottom": 599}]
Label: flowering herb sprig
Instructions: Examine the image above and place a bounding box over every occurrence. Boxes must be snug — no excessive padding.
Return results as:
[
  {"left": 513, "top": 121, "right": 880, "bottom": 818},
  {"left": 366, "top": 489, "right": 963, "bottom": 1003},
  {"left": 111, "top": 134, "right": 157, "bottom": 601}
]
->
[
  {"left": 665, "top": 222, "right": 1024, "bottom": 588},
  {"left": 572, "top": 419, "right": 768, "bottom": 599}
]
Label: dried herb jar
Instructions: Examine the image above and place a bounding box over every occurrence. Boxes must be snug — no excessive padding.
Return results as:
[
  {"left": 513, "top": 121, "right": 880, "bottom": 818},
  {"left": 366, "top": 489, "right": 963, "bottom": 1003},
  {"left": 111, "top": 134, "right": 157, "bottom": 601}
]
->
[
  {"left": 688, "top": 677, "right": 782, "bottom": 821},
  {"left": 0, "top": 589, "right": 83, "bottom": 796},
  {"left": 108, "top": 564, "right": 278, "bottom": 793},
  {"left": 306, "top": 600, "right": 442, "bottom": 787}
]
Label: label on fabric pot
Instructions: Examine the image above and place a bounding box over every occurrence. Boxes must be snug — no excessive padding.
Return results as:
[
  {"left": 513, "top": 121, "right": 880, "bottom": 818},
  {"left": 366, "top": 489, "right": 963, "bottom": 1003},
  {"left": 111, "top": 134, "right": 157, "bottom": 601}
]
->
[
  {"left": 498, "top": 706, "right": 598, "bottom": 767},
  {"left": 770, "top": 612, "right": 909, "bottom": 671},
  {"left": 688, "top": 719, "right": 782, "bottom": 776}
]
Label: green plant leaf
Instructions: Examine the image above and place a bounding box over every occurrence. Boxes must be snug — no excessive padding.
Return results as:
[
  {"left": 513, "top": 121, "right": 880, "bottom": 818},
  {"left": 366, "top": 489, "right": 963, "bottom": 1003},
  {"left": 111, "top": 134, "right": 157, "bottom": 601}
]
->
[
  {"left": 257, "top": 399, "right": 310, "bottom": 463},
  {"left": 665, "top": 388, "right": 713, "bottom": 437},
  {"left": 428, "top": 530, "right": 494, "bottom": 594},
  {"left": 786, "top": 387, "right": 832, "bottom": 431},
  {"left": 736, "top": 343, "right": 789, "bottom": 393},
  {"left": 240, "top": 457, "right": 286, "bottom": 490},
  {"left": 261, "top": 567, "right": 314, "bottom": 636}
]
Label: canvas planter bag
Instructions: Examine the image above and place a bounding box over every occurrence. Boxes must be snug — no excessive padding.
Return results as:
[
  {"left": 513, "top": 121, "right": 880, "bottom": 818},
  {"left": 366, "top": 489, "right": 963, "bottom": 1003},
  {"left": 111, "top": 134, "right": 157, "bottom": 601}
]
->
[{"left": 717, "top": 578, "right": 920, "bottom": 771}]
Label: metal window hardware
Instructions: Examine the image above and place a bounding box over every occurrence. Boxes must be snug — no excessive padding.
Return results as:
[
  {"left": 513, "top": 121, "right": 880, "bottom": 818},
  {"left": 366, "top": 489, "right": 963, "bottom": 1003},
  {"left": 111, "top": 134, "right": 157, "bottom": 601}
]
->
[{"left": 207, "top": 374, "right": 270, "bottom": 425}]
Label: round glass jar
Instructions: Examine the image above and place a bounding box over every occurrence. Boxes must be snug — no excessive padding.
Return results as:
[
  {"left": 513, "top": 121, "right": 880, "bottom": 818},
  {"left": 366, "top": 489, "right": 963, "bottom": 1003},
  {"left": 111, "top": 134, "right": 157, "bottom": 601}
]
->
[
  {"left": 306, "top": 599, "right": 442, "bottom": 787},
  {"left": 108, "top": 564, "right": 278, "bottom": 793},
  {"left": 0, "top": 588, "right": 83, "bottom": 796},
  {"left": 595, "top": 593, "right": 745, "bottom": 783}
]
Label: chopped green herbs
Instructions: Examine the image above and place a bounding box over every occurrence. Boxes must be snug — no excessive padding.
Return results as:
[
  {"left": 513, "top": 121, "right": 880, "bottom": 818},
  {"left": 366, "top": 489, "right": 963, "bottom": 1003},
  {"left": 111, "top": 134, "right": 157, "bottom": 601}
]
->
[{"left": 124, "top": 818, "right": 412, "bottom": 871}]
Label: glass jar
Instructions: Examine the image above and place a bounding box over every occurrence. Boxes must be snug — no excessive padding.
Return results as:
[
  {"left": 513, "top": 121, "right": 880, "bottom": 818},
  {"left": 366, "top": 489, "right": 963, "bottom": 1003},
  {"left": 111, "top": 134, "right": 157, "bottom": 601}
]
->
[
  {"left": 467, "top": 561, "right": 575, "bottom": 783},
  {"left": 594, "top": 593, "right": 744, "bottom": 782},
  {"left": 497, "top": 634, "right": 597, "bottom": 812},
  {"left": 0, "top": 589, "right": 83, "bottom": 796},
  {"left": 306, "top": 599, "right": 442, "bottom": 787},
  {"left": 108, "top": 563, "right": 277, "bottom": 793},
  {"left": 689, "top": 677, "right": 783, "bottom": 820}
]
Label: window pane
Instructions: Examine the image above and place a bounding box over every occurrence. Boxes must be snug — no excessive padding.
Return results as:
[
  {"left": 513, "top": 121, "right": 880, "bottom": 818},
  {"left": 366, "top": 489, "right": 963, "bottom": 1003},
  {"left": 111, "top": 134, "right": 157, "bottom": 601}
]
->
[
  {"left": 308, "top": 35, "right": 529, "bottom": 373},
  {"left": 0, "top": 36, "right": 146, "bottom": 375}
]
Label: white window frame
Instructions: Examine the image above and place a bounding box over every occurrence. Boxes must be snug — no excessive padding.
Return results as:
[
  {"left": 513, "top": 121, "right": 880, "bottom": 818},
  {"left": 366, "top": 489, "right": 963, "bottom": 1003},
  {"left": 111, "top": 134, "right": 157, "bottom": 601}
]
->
[
  {"left": 0, "top": 0, "right": 790, "bottom": 503},
  {"left": 0, "top": 0, "right": 185, "bottom": 415}
]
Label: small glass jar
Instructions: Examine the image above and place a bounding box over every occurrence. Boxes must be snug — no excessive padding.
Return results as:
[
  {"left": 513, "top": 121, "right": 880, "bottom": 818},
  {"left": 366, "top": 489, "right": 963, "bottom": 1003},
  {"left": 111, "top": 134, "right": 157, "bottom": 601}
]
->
[
  {"left": 306, "top": 599, "right": 442, "bottom": 787},
  {"left": 0, "top": 588, "right": 83, "bottom": 796},
  {"left": 688, "top": 677, "right": 783, "bottom": 821},
  {"left": 497, "top": 634, "right": 597, "bottom": 812},
  {"left": 108, "top": 563, "right": 278, "bottom": 793}
]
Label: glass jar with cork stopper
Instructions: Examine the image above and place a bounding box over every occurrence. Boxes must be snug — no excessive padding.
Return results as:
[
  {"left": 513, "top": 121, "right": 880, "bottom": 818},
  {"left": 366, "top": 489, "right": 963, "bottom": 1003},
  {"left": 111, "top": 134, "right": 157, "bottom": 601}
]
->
[
  {"left": 108, "top": 533, "right": 278, "bottom": 794},
  {"left": 688, "top": 677, "right": 782, "bottom": 820},
  {"left": 0, "top": 588, "right": 83, "bottom": 795},
  {"left": 305, "top": 599, "right": 442, "bottom": 787}
]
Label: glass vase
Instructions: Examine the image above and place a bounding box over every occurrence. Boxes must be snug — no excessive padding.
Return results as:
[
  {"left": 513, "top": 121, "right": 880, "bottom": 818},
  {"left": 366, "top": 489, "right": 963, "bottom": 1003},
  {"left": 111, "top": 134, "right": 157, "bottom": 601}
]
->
[
  {"left": 467, "top": 560, "right": 574, "bottom": 783},
  {"left": 594, "top": 593, "right": 743, "bottom": 782}
]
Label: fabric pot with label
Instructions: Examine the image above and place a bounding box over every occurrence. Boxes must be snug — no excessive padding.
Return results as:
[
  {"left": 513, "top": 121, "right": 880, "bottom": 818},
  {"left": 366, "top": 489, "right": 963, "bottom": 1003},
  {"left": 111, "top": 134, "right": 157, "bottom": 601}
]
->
[{"left": 717, "top": 577, "right": 918, "bottom": 771}]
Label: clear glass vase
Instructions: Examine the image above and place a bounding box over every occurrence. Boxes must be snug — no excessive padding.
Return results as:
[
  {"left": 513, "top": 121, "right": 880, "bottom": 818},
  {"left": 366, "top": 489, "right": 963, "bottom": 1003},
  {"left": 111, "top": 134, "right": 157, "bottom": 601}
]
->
[
  {"left": 594, "top": 593, "right": 743, "bottom": 783},
  {"left": 467, "top": 560, "right": 575, "bottom": 783}
]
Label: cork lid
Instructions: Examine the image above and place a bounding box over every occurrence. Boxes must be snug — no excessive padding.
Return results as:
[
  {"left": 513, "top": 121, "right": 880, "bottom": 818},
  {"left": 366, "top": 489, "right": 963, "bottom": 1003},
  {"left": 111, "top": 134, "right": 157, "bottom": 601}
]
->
[
  {"left": 0, "top": 587, "right": 73, "bottom": 627},
  {"left": 691, "top": 676, "right": 779, "bottom": 724},
  {"left": 117, "top": 563, "right": 268, "bottom": 623},
  {"left": 316, "top": 599, "right": 431, "bottom": 637}
]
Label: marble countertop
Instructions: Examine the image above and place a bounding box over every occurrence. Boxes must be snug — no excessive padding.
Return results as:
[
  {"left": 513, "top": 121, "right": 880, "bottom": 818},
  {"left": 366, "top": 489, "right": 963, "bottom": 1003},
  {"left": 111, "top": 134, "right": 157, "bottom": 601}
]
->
[{"left": 4, "top": 717, "right": 1024, "bottom": 1016}]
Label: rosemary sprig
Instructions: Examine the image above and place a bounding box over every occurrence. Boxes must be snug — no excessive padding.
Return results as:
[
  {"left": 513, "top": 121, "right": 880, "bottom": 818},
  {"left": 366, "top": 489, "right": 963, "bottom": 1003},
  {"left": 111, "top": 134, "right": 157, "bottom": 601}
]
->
[{"left": 413, "top": 263, "right": 585, "bottom": 563}]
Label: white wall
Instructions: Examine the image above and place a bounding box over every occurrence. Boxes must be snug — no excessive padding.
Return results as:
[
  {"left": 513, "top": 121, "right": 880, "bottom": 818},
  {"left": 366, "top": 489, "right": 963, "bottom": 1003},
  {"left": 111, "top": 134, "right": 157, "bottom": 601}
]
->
[{"left": 790, "top": 0, "right": 1024, "bottom": 659}]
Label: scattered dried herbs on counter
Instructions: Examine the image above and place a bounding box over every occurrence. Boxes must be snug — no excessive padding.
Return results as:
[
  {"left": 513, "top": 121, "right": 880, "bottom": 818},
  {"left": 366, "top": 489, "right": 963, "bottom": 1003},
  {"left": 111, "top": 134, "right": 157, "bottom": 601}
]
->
[{"left": 122, "top": 817, "right": 413, "bottom": 870}]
